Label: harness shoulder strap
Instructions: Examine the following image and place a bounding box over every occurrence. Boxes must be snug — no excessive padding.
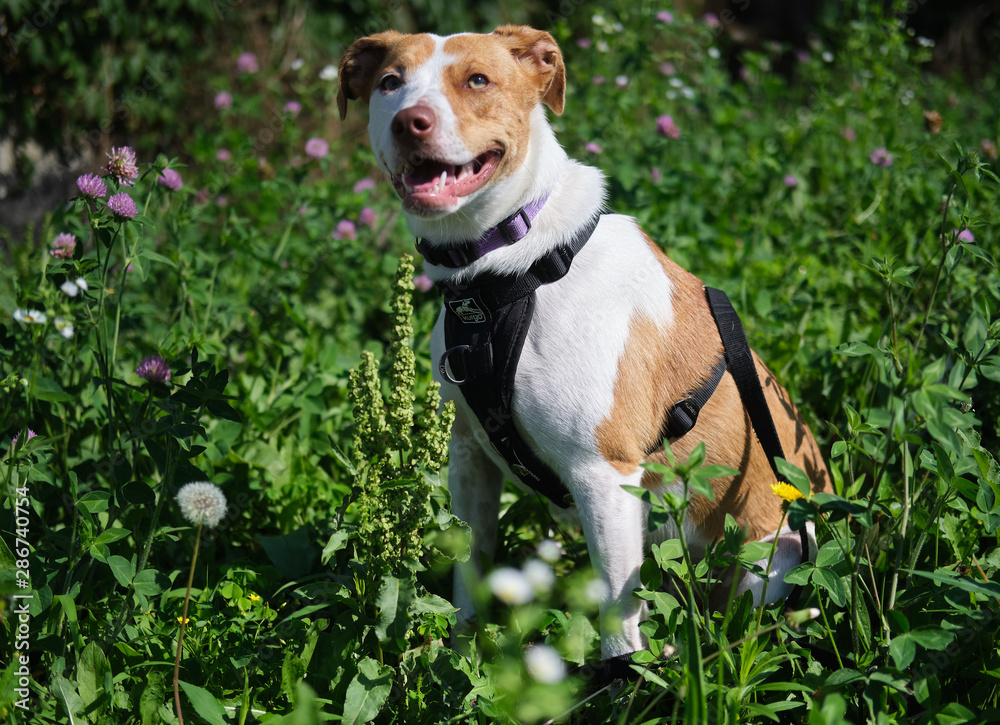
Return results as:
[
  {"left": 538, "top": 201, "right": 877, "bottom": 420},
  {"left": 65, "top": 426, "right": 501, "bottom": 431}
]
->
[
  {"left": 704, "top": 286, "right": 811, "bottom": 566},
  {"left": 704, "top": 287, "right": 788, "bottom": 483}
]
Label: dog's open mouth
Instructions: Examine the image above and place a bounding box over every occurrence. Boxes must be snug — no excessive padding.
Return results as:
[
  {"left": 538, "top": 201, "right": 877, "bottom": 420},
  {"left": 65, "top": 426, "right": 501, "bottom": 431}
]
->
[{"left": 390, "top": 148, "right": 502, "bottom": 211}]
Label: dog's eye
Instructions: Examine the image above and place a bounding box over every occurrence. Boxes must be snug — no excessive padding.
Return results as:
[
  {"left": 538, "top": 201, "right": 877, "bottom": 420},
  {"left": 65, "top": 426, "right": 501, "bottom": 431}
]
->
[
  {"left": 380, "top": 75, "right": 402, "bottom": 92},
  {"left": 467, "top": 74, "right": 489, "bottom": 90}
]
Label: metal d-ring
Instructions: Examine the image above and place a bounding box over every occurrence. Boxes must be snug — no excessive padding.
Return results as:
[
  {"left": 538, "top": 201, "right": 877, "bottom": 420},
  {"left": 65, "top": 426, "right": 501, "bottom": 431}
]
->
[{"left": 439, "top": 345, "right": 471, "bottom": 385}]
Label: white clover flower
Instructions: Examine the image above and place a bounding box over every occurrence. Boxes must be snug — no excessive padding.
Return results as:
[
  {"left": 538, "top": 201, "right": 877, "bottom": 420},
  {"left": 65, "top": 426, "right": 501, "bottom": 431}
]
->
[
  {"left": 319, "top": 65, "right": 338, "bottom": 81},
  {"left": 592, "top": 14, "right": 605, "bottom": 25},
  {"left": 708, "top": 47, "right": 721, "bottom": 59},
  {"left": 611, "top": 21, "right": 624, "bottom": 32},
  {"left": 822, "top": 51, "right": 834, "bottom": 62},
  {"left": 291, "top": 58, "right": 304, "bottom": 70},
  {"left": 523, "top": 559, "right": 555, "bottom": 594},
  {"left": 176, "top": 481, "right": 228, "bottom": 527},
  {"left": 75, "top": 277, "right": 88, "bottom": 292},
  {"left": 536, "top": 539, "right": 562, "bottom": 563},
  {"left": 615, "top": 75, "right": 629, "bottom": 89},
  {"left": 596, "top": 40, "right": 609, "bottom": 53},
  {"left": 488, "top": 567, "right": 533, "bottom": 605},
  {"left": 917, "top": 36, "right": 935, "bottom": 48},
  {"left": 13, "top": 309, "right": 46, "bottom": 325},
  {"left": 54, "top": 317, "right": 74, "bottom": 339},
  {"left": 669, "top": 77, "right": 684, "bottom": 88},
  {"left": 524, "top": 644, "right": 567, "bottom": 684},
  {"left": 60, "top": 280, "right": 80, "bottom": 297},
  {"left": 681, "top": 87, "right": 695, "bottom": 100}
]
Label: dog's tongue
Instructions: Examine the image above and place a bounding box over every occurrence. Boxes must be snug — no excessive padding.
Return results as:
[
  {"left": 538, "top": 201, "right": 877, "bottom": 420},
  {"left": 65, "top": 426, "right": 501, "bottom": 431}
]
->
[
  {"left": 403, "top": 159, "right": 475, "bottom": 195},
  {"left": 394, "top": 150, "right": 501, "bottom": 207}
]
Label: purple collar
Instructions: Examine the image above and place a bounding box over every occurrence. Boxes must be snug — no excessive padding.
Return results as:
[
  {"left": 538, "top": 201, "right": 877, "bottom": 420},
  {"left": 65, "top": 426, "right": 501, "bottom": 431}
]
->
[{"left": 415, "top": 194, "right": 550, "bottom": 269}]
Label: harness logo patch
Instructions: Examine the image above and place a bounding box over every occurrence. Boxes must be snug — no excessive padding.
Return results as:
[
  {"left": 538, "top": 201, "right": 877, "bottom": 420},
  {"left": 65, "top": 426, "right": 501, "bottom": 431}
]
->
[{"left": 447, "top": 298, "right": 487, "bottom": 324}]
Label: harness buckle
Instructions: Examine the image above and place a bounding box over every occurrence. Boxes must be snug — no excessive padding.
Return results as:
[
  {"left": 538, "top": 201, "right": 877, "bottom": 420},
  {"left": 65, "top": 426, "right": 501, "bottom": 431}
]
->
[
  {"left": 498, "top": 207, "right": 531, "bottom": 244},
  {"left": 439, "top": 345, "right": 472, "bottom": 385}
]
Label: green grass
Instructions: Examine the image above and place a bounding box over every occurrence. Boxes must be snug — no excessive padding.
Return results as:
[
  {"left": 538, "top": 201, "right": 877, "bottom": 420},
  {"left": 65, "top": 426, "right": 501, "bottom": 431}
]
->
[{"left": 1, "top": 2, "right": 999, "bottom": 723}]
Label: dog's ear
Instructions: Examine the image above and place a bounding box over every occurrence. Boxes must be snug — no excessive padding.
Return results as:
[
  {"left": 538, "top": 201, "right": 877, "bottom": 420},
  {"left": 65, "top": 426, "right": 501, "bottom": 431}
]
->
[
  {"left": 337, "top": 32, "right": 398, "bottom": 120},
  {"left": 492, "top": 26, "right": 566, "bottom": 116}
]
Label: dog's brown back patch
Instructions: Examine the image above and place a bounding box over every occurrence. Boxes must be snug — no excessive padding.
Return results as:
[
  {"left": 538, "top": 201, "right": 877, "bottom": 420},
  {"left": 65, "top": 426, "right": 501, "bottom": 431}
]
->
[{"left": 597, "top": 228, "right": 830, "bottom": 541}]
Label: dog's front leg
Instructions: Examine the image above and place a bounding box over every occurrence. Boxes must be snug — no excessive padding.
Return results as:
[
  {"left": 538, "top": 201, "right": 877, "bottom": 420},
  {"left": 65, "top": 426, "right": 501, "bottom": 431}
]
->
[
  {"left": 573, "top": 464, "right": 650, "bottom": 660},
  {"left": 448, "top": 407, "right": 505, "bottom": 625}
]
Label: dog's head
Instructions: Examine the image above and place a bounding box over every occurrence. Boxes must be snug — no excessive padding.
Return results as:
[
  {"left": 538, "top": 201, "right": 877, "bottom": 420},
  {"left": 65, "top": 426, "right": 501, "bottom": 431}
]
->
[{"left": 338, "top": 26, "right": 565, "bottom": 219}]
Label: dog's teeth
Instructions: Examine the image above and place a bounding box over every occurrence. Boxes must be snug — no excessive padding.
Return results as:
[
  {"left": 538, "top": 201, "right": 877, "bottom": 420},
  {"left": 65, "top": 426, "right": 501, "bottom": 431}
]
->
[
  {"left": 439, "top": 170, "right": 448, "bottom": 189},
  {"left": 458, "top": 163, "right": 472, "bottom": 181}
]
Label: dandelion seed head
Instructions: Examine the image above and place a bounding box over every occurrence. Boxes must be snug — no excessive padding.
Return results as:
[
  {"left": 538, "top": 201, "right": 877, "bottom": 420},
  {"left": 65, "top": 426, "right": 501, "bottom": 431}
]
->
[{"left": 176, "top": 481, "right": 228, "bottom": 527}]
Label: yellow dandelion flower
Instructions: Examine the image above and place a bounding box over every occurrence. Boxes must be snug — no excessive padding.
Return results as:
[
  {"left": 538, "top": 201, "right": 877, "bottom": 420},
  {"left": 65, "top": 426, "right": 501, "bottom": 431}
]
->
[
  {"left": 771, "top": 482, "right": 805, "bottom": 503},
  {"left": 177, "top": 616, "right": 190, "bottom": 625},
  {"left": 248, "top": 593, "right": 261, "bottom": 603}
]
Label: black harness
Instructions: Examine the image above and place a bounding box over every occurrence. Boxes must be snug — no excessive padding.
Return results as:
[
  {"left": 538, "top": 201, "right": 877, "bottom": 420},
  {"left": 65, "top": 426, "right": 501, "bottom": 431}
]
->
[{"left": 421, "top": 211, "right": 804, "bottom": 536}]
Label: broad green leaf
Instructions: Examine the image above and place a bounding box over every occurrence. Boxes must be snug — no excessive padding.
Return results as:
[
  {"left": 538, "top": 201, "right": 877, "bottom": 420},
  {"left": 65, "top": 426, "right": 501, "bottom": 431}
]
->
[
  {"left": 775, "top": 457, "right": 811, "bottom": 496},
  {"left": 889, "top": 633, "right": 917, "bottom": 669},
  {"left": 178, "top": 680, "right": 228, "bottom": 725},
  {"left": 640, "top": 558, "right": 662, "bottom": 590},
  {"left": 322, "top": 529, "right": 351, "bottom": 564},
  {"left": 281, "top": 650, "right": 308, "bottom": 703},
  {"left": 787, "top": 498, "right": 816, "bottom": 531},
  {"left": 107, "top": 555, "right": 135, "bottom": 588},
  {"left": 815, "top": 541, "right": 845, "bottom": 568},
  {"left": 904, "top": 568, "right": 1000, "bottom": 599},
  {"left": 78, "top": 641, "right": 110, "bottom": 708},
  {"left": 139, "top": 670, "right": 165, "bottom": 725},
  {"left": 410, "top": 593, "right": 458, "bottom": 616},
  {"left": 784, "top": 562, "right": 815, "bottom": 586},
  {"left": 342, "top": 657, "right": 394, "bottom": 725},
  {"left": 822, "top": 668, "right": 864, "bottom": 689},
  {"left": 94, "top": 528, "right": 132, "bottom": 546},
  {"left": 812, "top": 567, "right": 848, "bottom": 606},
  {"left": 77, "top": 492, "right": 111, "bottom": 513},
  {"left": 51, "top": 675, "right": 86, "bottom": 725},
  {"left": 31, "top": 375, "right": 75, "bottom": 403},
  {"left": 909, "top": 626, "right": 954, "bottom": 651},
  {"left": 133, "top": 569, "right": 169, "bottom": 596},
  {"left": 374, "top": 574, "right": 415, "bottom": 643}
]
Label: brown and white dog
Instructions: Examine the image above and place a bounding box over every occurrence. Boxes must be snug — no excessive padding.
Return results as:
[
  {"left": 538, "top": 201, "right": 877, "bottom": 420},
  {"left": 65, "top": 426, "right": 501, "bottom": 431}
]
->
[{"left": 338, "top": 26, "right": 830, "bottom": 660}]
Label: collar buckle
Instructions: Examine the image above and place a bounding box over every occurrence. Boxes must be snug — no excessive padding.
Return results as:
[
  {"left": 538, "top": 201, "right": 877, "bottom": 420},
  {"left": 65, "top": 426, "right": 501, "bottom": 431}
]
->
[{"left": 497, "top": 207, "right": 532, "bottom": 244}]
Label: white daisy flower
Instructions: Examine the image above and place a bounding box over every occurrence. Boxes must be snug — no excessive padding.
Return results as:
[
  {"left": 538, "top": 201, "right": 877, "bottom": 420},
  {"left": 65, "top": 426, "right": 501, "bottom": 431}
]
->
[
  {"left": 536, "top": 539, "right": 562, "bottom": 563},
  {"left": 523, "top": 559, "right": 555, "bottom": 594},
  {"left": 61, "top": 280, "right": 80, "bottom": 297},
  {"left": 319, "top": 65, "right": 338, "bottom": 81},
  {"left": 13, "top": 309, "right": 46, "bottom": 325},
  {"left": 54, "top": 317, "right": 74, "bottom": 339},
  {"left": 524, "top": 644, "right": 567, "bottom": 684},
  {"left": 291, "top": 58, "right": 304, "bottom": 70},
  {"left": 488, "top": 567, "right": 534, "bottom": 605}
]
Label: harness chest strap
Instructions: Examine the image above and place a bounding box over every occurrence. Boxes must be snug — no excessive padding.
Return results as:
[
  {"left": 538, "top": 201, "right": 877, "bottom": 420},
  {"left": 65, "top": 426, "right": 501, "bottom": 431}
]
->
[{"left": 424, "top": 210, "right": 809, "bottom": 565}]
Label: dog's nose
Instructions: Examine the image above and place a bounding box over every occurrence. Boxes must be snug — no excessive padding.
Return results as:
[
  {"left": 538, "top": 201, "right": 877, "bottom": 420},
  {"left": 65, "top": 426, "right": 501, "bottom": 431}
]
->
[{"left": 391, "top": 105, "right": 436, "bottom": 140}]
